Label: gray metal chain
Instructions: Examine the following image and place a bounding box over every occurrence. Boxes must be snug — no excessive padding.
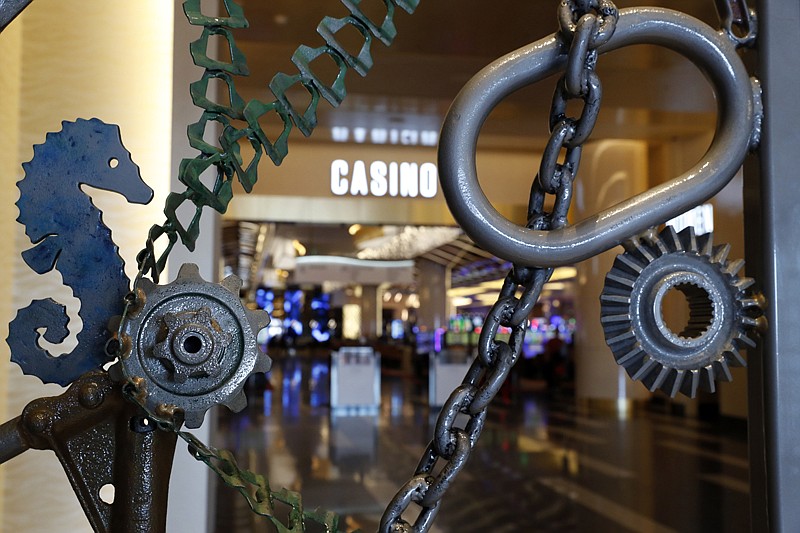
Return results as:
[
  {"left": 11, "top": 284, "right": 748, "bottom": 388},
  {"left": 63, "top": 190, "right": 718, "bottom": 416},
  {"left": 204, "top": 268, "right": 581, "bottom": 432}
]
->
[{"left": 379, "top": 1, "right": 618, "bottom": 531}]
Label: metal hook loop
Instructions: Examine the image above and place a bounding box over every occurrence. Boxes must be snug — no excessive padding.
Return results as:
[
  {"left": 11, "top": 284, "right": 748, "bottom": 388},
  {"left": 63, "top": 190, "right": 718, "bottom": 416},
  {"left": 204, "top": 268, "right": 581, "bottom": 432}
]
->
[{"left": 439, "top": 8, "right": 757, "bottom": 268}]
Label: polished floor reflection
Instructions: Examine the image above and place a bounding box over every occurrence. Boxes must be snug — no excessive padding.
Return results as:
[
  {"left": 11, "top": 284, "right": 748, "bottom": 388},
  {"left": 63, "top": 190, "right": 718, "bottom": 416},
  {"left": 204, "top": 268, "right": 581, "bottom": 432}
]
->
[{"left": 212, "top": 355, "right": 749, "bottom": 532}]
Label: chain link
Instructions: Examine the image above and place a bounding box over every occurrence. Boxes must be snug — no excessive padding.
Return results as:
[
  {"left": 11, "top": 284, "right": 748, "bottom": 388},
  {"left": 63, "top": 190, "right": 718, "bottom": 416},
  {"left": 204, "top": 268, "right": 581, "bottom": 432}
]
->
[{"left": 379, "top": 2, "right": 617, "bottom": 530}]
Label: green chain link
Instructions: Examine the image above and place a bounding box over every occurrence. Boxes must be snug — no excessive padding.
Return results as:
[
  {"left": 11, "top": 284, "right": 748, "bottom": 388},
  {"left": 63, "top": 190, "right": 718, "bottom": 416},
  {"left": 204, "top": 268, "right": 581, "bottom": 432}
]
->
[
  {"left": 180, "top": 431, "right": 342, "bottom": 532},
  {"left": 137, "top": 0, "right": 420, "bottom": 282}
]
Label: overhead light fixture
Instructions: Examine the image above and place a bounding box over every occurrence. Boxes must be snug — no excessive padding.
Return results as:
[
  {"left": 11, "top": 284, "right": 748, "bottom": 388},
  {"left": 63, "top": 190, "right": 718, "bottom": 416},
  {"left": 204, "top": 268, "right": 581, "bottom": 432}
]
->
[
  {"left": 348, "top": 223, "right": 362, "bottom": 235},
  {"left": 292, "top": 239, "right": 306, "bottom": 256}
]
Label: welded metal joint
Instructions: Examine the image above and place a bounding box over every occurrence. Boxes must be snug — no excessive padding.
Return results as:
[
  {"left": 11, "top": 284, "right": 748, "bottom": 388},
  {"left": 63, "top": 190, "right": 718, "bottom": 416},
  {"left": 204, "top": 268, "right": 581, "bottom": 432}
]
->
[{"left": 714, "top": 0, "right": 757, "bottom": 48}]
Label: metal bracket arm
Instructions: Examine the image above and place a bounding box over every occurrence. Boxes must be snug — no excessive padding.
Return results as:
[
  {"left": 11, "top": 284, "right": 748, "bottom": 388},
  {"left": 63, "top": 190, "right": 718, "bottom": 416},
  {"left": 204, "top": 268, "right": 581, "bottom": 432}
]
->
[{"left": 0, "top": 371, "right": 178, "bottom": 533}]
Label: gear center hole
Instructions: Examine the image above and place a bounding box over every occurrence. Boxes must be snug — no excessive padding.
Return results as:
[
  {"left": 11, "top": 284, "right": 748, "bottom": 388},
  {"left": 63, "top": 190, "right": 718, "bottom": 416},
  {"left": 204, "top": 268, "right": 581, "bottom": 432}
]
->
[
  {"left": 183, "top": 334, "right": 203, "bottom": 354},
  {"left": 661, "top": 283, "right": 714, "bottom": 340}
]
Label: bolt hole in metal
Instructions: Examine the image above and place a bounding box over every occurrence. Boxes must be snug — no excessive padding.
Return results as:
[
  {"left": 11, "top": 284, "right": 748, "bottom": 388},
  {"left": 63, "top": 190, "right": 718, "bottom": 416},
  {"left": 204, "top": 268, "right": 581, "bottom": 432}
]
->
[
  {"left": 99, "top": 483, "right": 115, "bottom": 505},
  {"left": 183, "top": 334, "right": 203, "bottom": 354},
  {"left": 653, "top": 275, "right": 717, "bottom": 347},
  {"left": 108, "top": 157, "right": 119, "bottom": 169}
]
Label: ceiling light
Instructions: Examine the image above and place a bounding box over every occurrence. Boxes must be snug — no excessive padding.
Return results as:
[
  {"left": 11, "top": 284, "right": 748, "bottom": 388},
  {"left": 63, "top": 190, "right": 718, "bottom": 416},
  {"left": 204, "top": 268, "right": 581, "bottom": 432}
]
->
[
  {"left": 292, "top": 239, "right": 306, "bottom": 256},
  {"left": 348, "top": 223, "right": 361, "bottom": 235}
]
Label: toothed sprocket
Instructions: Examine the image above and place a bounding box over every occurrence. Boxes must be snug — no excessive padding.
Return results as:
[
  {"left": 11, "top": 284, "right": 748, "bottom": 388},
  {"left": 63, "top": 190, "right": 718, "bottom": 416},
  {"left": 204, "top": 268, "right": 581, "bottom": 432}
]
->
[
  {"left": 600, "top": 226, "right": 765, "bottom": 398},
  {"left": 113, "top": 263, "right": 270, "bottom": 428}
]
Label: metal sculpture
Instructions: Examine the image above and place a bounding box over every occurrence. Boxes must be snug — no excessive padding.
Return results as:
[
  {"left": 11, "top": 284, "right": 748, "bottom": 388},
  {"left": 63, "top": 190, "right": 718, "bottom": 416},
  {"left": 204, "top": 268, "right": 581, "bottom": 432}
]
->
[
  {"left": 111, "top": 263, "right": 271, "bottom": 429},
  {"left": 0, "top": 0, "right": 770, "bottom": 532},
  {"left": 600, "top": 226, "right": 765, "bottom": 397},
  {"left": 8, "top": 118, "right": 153, "bottom": 385}
]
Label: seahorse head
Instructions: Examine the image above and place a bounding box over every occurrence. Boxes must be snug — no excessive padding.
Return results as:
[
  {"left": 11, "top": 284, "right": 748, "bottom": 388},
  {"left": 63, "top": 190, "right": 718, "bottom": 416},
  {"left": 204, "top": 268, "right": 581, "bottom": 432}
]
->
[{"left": 17, "top": 118, "right": 154, "bottom": 242}]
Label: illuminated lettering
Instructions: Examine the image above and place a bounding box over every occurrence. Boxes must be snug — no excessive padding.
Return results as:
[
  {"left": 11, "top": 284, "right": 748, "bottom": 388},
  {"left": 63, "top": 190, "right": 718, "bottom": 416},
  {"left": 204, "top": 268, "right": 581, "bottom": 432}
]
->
[
  {"left": 420, "top": 163, "right": 437, "bottom": 198},
  {"left": 399, "top": 163, "right": 418, "bottom": 197},
  {"left": 330, "top": 159, "right": 349, "bottom": 195},
  {"left": 420, "top": 130, "right": 438, "bottom": 146},
  {"left": 353, "top": 127, "right": 367, "bottom": 143},
  {"left": 350, "top": 160, "right": 368, "bottom": 195},
  {"left": 331, "top": 127, "right": 349, "bottom": 142},
  {"left": 330, "top": 127, "right": 440, "bottom": 146},
  {"left": 330, "top": 159, "right": 438, "bottom": 198},
  {"left": 400, "top": 129, "right": 418, "bottom": 145},
  {"left": 370, "top": 128, "right": 388, "bottom": 144},
  {"left": 370, "top": 161, "right": 388, "bottom": 196}
]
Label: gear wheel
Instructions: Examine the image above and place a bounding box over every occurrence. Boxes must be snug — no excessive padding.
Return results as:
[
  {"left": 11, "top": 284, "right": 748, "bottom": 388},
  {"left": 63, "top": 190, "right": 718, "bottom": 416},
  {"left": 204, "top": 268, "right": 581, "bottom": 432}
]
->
[
  {"left": 600, "top": 226, "right": 765, "bottom": 398},
  {"left": 114, "top": 263, "right": 270, "bottom": 428}
]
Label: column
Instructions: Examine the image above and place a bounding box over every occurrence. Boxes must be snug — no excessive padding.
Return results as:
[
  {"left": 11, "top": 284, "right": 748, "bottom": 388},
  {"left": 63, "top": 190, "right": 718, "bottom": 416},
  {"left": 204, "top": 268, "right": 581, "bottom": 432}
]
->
[
  {"left": 416, "top": 259, "right": 448, "bottom": 334},
  {"left": 359, "top": 285, "right": 381, "bottom": 339},
  {"left": 745, "top": 0, "right": 800, "bottom": 527},
  {"left": 572, "top": 140, "right": 650, "bottom": 409}
]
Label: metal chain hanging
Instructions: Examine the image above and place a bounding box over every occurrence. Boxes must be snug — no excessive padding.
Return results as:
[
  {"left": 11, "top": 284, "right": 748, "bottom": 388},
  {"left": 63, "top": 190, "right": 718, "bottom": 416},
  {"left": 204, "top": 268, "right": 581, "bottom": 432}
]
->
[{"left": 380, "top": 1, "right": 618, "bottom": 530}]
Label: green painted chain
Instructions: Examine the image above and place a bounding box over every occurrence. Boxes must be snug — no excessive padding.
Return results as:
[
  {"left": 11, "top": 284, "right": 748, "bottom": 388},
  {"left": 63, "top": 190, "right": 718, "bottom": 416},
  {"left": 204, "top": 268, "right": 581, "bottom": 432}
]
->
[
  {"left": 126, "top": 0, "right": 420, "bottom": 530},
  {"left": 136, "top": 0, "right": 420, "bottom": 283}
]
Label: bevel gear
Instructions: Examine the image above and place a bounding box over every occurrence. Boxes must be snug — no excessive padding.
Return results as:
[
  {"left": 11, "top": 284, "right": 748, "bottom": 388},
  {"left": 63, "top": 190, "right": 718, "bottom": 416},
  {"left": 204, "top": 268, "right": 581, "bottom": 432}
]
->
[
  {"left": 600, "top": 226, "right": 765, "bottom": 398},
  {"left": 112, "top": 263, "right": 270, "bottom": 428}
]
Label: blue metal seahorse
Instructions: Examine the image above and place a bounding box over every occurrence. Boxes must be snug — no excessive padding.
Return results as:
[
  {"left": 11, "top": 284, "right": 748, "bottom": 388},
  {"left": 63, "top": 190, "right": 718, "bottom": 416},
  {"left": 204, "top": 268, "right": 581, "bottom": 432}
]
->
[{"left": 8, "top": 118, "right": 153, "bottom": 385}]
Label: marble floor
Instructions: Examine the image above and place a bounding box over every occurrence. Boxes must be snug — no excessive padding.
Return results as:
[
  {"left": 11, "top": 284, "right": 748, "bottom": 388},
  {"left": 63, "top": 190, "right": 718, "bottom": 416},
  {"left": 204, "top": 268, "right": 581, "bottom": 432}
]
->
[{"left": 212, "top": 355, "right": 750, "bottom": 532}]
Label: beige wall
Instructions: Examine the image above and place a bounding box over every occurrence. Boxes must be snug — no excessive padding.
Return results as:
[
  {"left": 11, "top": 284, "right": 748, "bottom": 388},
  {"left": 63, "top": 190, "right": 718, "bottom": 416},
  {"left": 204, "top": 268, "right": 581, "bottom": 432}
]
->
[{"left": 0, "top": 1, "right": 173, "bottom": 530}]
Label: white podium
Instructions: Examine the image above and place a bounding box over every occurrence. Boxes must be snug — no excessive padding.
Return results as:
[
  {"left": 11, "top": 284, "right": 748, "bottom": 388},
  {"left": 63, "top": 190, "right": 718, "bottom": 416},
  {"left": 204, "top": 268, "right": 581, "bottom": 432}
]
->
[{"left": 330, "top": 346, "right": 381, "bottom": 413}]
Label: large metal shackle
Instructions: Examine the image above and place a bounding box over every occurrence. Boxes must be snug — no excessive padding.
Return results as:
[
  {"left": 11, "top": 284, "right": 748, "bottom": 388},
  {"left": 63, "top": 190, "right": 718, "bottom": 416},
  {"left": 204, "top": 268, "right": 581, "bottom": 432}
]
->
[{"left": 438, "top": 8, "right": 757, "bottom": 267}]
